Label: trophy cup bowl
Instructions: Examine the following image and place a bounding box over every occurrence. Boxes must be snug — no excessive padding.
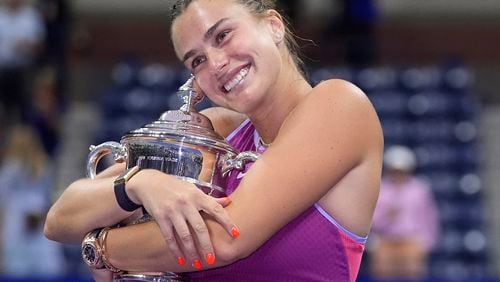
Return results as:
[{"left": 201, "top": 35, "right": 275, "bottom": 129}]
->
[{"left": 85, "top": 76, "right": 259, "bottom": 281}]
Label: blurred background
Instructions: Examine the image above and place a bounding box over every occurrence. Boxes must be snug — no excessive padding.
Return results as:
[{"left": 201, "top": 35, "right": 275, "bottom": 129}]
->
[{"left": 0, "top": 0, "right": 499, "bottom": 281}]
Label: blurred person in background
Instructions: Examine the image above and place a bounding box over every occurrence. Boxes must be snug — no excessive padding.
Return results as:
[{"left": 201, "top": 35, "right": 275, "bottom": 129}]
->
[
  {"left": 0, "top": 0, "right": 45, "bottom": 123},
  {"left": 337, "top": 0, "right": 379, "bottom": 66},
  {"left": 278, "top": 0, "right": 379, "bottom": 66},
  {"left": 0, "top": 124, "right": 65, "bottom": 277},
  {"left": 369, "top": 145, "right": 440, "bottom": 280},
  {"left": 25, "top": 65, "right": 61, "bottom": 157},
  {"left": 38, "top": 0, "right": 72, "bottom": 110}
]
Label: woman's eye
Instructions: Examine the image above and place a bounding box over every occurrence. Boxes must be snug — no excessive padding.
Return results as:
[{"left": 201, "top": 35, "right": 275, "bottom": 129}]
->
[
  {"left": 216, "top": 30, "right": 230, "bottom": 44},
  {"left": 191, "top": 56, "right": 206, "bottom": 69}
]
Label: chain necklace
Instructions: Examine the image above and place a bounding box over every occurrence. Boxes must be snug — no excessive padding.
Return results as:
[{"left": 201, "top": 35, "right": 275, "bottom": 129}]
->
[{"left": 259, "top": 136, "right": 272, "bottom": 148}]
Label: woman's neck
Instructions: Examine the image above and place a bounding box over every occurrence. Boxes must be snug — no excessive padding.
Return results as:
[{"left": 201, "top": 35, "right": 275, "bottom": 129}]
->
[{"left": 250, "top": 71, "right": 311, "bottom": 145}]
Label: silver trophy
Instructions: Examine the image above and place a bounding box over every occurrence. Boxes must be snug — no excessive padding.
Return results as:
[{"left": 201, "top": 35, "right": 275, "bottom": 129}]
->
[{"left": 86, "top": 75, "right": 259, "bottom": 281}]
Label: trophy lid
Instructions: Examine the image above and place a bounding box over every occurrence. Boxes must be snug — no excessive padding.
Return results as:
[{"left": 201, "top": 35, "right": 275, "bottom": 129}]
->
[{"left": 123, "top": 75, "right": 235, "bottom": 152}]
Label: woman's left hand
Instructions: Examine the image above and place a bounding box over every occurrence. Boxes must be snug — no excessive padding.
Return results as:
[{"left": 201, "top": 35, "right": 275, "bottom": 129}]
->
[
  {"left": 126, "top": 169, "right": 238, "bottom": 269},
  {"left": 89, "top": 267, "right": 113, "bottom": 282}
]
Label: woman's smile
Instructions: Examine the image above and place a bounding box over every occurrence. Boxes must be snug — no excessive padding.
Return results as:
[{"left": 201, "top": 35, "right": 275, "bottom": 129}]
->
[{"left": 222, "top": 64, "right": 250, "bottom": 93}]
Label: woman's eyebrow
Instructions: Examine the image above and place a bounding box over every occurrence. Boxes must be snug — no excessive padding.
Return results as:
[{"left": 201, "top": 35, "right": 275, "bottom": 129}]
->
[
  {"left": 182, "top": 18, "right": 230, "bottom": 63},
  {"left": 204, "top": 18, "right": 229, "bottom": 40}
]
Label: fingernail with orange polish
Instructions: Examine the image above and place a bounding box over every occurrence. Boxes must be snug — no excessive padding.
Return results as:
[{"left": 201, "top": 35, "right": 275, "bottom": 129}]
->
[
  {"left": 193, "top": 259, "right": 203, "bottom": 270},
  {"left": 177, "top": 256, "right": 185, "bottom": 266},
  {"left": 206, "top": 252, "right": 215, "bottom": 265},
  {"left": 231, "top": 226, "right": 240, "bottom": 238}
]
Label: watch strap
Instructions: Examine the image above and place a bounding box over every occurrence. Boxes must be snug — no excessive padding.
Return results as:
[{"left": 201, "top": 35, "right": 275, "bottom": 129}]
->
[
  {"left": 99, "top": 227, "right": 122, "bottom": 273},
  {"left": 114, "top": 166, "right": 142, "bottom": 212}
]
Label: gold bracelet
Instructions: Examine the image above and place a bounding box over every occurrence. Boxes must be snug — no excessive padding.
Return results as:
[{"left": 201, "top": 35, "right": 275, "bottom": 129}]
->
[{"left": 98, "top": 227, "right": 122, "bottom": 273}]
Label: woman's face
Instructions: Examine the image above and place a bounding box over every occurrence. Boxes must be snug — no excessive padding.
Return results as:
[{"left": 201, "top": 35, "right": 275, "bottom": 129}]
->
[{"left": 171, "top": 0, "right": 285, "bottom": 114}]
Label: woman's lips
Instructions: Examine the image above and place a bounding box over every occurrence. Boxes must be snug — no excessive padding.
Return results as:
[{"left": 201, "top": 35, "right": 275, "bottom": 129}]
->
[{"left": 222, "top": 65, "right": 250, "bottom": 93}]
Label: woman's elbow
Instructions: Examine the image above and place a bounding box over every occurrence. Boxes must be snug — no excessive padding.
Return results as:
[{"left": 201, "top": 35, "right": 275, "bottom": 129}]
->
[
  {"left": 44, "top": 207, "right": 61, "bottom": 241},
  {"left": 215, "top": 240, "right": 253, "bottom": 265},
  {"left": 44, "top": 207, "right": 77, "bottom": 244}
]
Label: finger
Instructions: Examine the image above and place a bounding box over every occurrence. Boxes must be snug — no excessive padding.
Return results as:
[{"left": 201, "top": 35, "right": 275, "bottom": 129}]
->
[
  {"left": 95, "top": 163, "right": 126, "bottom": 179},
  {"left": 200, "top": 195, "right": 240, "bottom": 239},
  {"left": 171, "top": 213, "right": 203, "bottom": 270},
  {"left": 183, "top": 205, "right": 216, "bottom": 267},
  {"left": 214, "top": 196, "right": 232, "bottom": 207},
  {"left": 89, "top": 267, "right": 113, "bottom": 282},
  {"left": 155, "top": 216, "right": 187, "bottom": 267}
]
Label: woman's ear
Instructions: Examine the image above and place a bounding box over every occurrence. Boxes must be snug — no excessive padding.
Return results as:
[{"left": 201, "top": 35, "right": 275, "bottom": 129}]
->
[{"left": 266, "top": 10, "right": 285, "bottom": 45}]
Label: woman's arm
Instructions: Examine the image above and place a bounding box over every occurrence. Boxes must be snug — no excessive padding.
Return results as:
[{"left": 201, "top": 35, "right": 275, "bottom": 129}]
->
[
  {"left": 44, "top": 163, "right": 137, "bottom": 243},
  {"left": 106, "top": 79, "right": 383, "bottom": 271},
  {"left": 45, "top": 166, "right": 237, "bottom": 254}
]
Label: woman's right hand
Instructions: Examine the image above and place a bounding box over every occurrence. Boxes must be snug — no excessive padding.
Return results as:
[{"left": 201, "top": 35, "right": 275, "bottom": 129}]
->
[
  {"left": 89, "top": 267, "right": 113, "bottom": 282},
  {"left": 126, "top": 169, "right": 239, "bottom": 269}
]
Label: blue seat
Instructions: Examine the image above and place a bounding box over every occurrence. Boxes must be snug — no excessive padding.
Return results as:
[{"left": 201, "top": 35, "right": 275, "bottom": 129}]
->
[
  {"left": 137, "top": 63, "right": 178, "bottom": 92},
  {"left": 421, "top": 170, "right": 459, "bottom": 199},
  {"left": 414, "top": 143, "right": 458, "bottom": 170},
  {"left": 368, "top": 90, "right": 408, "bottom": 117},
  {"left": 441, "top": 65, "right": 474, "bottom": 92},
  {"left": 407, "top": 91, "right": 456, "bottom": 118},
  {"left": 399, "top": 67, "right": 442, "bottom": 92},
  {"left": 409, "top": 119, "right": 456, "bottom": 144},
  {"left": 309, "top": 67, "right": 354, "bottom": 86},
  {"left": 355, "top": 67, "right": 398, "bottom": 91},
  {"left": 379, "top": 118, "right": 410, "bottom": 145}
]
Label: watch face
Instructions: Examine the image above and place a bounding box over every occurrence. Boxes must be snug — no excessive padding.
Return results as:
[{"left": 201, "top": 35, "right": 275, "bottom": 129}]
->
[{"left": 82, "top": 243, "right": 98, "bottom": 266}]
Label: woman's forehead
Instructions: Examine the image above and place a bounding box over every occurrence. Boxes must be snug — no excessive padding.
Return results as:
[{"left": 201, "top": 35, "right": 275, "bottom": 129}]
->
[{"left": 171, "top": 0, "right": 252, "bottom": 57}]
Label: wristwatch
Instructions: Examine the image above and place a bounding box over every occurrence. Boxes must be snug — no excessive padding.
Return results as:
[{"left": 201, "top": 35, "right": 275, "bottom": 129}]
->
[
  {"left": 81, "top": 228, "right": 106, "bottom": 269},
  {"left": 114, "top": 165, "right": 142, "bottom": 212},
  {"left": 82, "top": 227, "right": 122, "bottom": 273}
]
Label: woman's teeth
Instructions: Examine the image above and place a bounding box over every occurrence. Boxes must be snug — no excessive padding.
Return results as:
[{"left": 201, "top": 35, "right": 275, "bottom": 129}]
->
[{"left": 224, "top": 67, "right": 249, "bottom": 92}]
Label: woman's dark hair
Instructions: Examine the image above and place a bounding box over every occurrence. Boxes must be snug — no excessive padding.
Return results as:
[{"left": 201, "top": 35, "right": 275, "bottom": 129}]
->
[{"left": 170, "top": 0, "right": 308, "bottom": 79}]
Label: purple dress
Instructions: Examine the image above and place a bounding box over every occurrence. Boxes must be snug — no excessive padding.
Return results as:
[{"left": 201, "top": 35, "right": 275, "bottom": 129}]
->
[{"left": 187, "top": 120, "right": 367, "bottom": 282}]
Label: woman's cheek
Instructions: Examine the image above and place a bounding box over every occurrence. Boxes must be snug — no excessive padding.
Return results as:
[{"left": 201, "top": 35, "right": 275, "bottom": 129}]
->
[{"left": 199, "top": 81, "right": 224, "bottom": 105}]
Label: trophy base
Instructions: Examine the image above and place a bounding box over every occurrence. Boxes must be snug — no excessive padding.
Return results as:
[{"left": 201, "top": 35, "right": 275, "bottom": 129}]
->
[{"left": 114, "top": 272, "right": 186, "bottom": 282}]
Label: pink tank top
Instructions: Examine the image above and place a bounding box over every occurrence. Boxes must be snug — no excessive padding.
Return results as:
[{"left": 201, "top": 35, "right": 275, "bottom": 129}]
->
[{"left": 187, "top": 120, "right": 367, "bottom": 282}]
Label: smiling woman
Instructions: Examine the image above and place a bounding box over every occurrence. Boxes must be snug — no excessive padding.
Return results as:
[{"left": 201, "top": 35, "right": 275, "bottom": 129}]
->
[{"left": 44, "top": 0, "right": 384, "bottom": 281}]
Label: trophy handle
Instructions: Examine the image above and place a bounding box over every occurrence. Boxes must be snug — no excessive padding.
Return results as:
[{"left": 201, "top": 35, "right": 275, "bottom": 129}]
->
[
  {"left": 221, "top": 151, "right": 260, "bottom": 177},
  {"left": 86, "top": 141, "right": 127, "bottom": 179}
]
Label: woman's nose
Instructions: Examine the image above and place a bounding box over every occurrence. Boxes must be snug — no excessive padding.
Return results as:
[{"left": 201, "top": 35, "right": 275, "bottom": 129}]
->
[{"left": 207, "top": 48, "right": 228, "bottom": 75}]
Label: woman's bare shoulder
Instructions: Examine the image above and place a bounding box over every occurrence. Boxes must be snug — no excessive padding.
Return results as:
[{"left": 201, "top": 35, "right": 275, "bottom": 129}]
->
[
  {"left": 299, "top": 78, "right": 380, "bottom": 131},
  {"left": 279, "top": 78, "right": 383, "bottom": 162},
  {"left": 200, "top": 107, "right": 248, "bottom": 138},
  {"left": 289, "top": 78, "right": 378, "bottom": 126},
  {"left": 310, "top": 79, "right": 370, "bottom": 105}
]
